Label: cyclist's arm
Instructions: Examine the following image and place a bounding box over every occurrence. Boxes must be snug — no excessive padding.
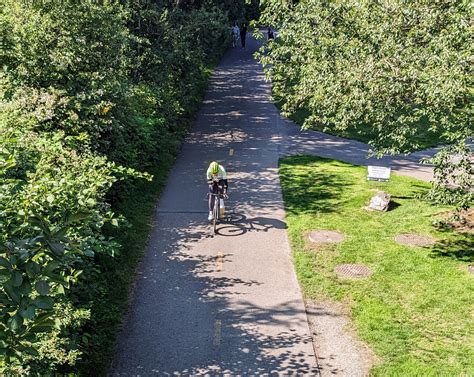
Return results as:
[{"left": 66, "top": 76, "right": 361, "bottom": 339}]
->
[
  {"left": 219, "top": 166, "right": 228, "bottom": 180},
  {"left": 219, "top": 166, "right": 228, "bottom": 191}
]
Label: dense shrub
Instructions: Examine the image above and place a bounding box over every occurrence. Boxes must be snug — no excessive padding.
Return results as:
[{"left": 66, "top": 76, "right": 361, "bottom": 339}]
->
[
  {"left": 0, "top": 126, "right": 141, "bottom": 374},
  {"left": 1, "top": 0, "right": 249, "bottom": 373}
]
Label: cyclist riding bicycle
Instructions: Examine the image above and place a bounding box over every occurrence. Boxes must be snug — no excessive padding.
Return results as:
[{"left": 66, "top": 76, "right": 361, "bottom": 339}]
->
[{"left": 207, "top": 161, "right": 228, "bottom": 221}]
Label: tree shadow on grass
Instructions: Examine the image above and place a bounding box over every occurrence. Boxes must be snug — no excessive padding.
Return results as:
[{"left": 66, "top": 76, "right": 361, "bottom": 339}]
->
[
  {"left": 429, "top": 236, "right": 474, "bottom": 263},
  {"left": 279, "top": 156, "right": 352, "bottom": 216},
  {"left": 408, "top": 183, "right": 431, "bottom": 195}
]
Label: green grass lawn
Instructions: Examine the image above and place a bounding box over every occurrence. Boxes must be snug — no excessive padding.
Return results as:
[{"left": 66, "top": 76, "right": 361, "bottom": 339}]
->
[{"left": 279, "top": 155, "right": 474, "bottom": 376}]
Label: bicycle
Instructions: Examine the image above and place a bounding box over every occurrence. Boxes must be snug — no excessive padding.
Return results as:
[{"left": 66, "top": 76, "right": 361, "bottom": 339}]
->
[{"left": 208, "top": 181, "right": 227, "bottom": 234}]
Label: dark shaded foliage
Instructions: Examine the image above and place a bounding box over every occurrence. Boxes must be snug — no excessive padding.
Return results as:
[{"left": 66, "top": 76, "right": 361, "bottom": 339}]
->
[{"left": 1, "top": 0, "right": 246, "bottom": 373}]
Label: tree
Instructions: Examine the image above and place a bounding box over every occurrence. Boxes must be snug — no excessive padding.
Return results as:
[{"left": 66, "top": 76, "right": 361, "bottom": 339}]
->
[{"left": 258, "top": 0, "right": 472, "bottom": 208}]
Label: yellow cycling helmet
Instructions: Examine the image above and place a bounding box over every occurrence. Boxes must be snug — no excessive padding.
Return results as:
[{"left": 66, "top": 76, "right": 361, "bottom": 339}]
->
[{"left": 210, "top": 161, "right": 219, "bottom": 174}]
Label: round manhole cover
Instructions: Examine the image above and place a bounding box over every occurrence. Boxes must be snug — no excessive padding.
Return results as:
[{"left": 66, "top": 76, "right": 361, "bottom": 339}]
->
[
  {"left": 308, "top": 230, "right": 345, "bottom": 244},
  {"left": 394, "top": 234, "right": 436, "bottom": 247},
  {"left": 335, "top": 264, "right": 373, "bottom": 279}
]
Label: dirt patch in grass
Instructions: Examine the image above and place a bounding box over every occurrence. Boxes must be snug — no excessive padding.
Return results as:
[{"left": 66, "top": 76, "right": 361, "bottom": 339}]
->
[
  {"left": 445, "top": 208, "right": 474, "bottom": 234},
  {"left": 433, "top": 208, "right": 474, "bottom": 234},
  {"left": 394, "top": 233, "right": 436, "bottom": 247},
  {"left": 308, "top": 230, "right": 345, "bottom": 244},
  {"left": 303, "top": 231, "right": 341, "bottom": 257},
  {"left": 305, "top": 300, "right": 376, "bottom": 377}
]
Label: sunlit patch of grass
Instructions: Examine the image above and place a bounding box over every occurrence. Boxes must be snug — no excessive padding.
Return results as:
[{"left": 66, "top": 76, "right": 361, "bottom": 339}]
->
[{"left": 279, "top": 155, "right": 474, "bottom": 375}]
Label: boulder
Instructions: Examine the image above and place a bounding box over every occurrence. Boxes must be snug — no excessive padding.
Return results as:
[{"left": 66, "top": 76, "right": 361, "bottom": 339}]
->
[{"left": 368, "top": 191, "right": 391, "bottom": 212}]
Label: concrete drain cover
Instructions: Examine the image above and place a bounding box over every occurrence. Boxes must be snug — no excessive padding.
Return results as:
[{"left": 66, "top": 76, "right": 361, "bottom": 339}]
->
[
  {"left": 335, "top": 264, "right": 373, "bottom": 279},
  {"left": 308, "top": 230, "right": 345, "bottom": 244},
  {"left": 394, "top": 233, "right": 436, "bottom": 247}
]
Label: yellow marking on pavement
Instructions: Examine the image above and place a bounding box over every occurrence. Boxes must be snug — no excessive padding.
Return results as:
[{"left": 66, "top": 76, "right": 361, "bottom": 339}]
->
[
  {"left": 229, "top": 148, "right": 234, "bottom": 156},
  {"left": 213, "top": 320, "right": 222, "bottom": 346},
  {"left": 216, "top": 252, "right": 224, "bottom": 271}
]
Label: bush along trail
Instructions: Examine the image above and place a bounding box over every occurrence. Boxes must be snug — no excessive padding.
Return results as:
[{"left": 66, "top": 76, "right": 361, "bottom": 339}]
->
[{"left": 0, "top": 1, "right": 257, "bottom": 374}]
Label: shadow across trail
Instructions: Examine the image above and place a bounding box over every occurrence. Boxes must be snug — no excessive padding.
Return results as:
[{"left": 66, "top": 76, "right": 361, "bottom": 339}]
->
[
  {"left": 111, "top": 213, "right": 319, "bottom": 375},
  {"left": 215, "top": 213, "right": 287, "bottom": 237},
  {"left": 111, "top": 32, "right": 320, "bottom": 375}
]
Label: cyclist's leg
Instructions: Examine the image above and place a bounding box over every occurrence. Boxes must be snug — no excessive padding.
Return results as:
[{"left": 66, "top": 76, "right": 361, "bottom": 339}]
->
[
  {"left": 209, "top": 183, "right": 220, "bottom": 211},
  {"left": 218, "top": 180, "right": 226, "bottom": 196},
  {"left": 209, "top": 184, "right": 215, "bottom": 212}
]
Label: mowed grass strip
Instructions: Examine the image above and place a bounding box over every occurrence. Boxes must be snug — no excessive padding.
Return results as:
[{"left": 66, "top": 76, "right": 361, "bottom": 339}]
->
[{"left": 279, "top": 155, "right": 474, "bottom": 376}]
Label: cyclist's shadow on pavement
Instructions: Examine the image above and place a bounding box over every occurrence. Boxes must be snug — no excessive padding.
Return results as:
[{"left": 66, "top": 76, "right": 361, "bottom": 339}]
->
[{"left": 214, "top": 213, "right": 287, "bottom": 237}]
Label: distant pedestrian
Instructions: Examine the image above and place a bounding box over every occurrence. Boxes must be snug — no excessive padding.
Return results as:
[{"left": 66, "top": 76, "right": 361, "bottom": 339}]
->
[
  {"left": 231, "top": 22, "right": 240, "bottom": 48},
  {"left": 240, "top": 23, "right": 248, "bottom": 48},
  {"left": 267, "top": 28, "right": 274, "bottom": 40}
]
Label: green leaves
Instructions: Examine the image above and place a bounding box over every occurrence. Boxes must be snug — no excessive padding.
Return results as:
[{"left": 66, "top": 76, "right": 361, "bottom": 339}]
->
[
  {"left": 19, "top": 306, "right": 36, "bottom": 320},
  {"left": 46, "top": 240, "right": 65, "bottom": 256},
  {"left": 1, "top": 0, "right": 235, "bottom": 373},
  {"left": 4, "top": 284, "right": 20, "bottom": 304},
  {"left": 32, "top": 296, "right": 54, "bottom": 310},
  {"left": 0, "top": 257, "right": 12, "bottom": 270},
  {"left": 259, "top": 0, "right": 472, "bottom": 209},
  {"left": 35, "top": 280, "right": 49, "bottom": 296},
  {"left": 67, "top": 211, "right": 92, "bottom": 223},
  {"left": 18, "top": 280, "right": 32, "bottom": 296},
  {"left": 25, "top": 262, "right": 41, "bottom": 277},
  {"left": 7, "top": 314, "right": 24, "bottom": 332},
  {"left": 23, "top": 347, "right": 39, "bottom": 357},
  {"left": 10, "top": 272, "right": 23, "bottom": 287}
]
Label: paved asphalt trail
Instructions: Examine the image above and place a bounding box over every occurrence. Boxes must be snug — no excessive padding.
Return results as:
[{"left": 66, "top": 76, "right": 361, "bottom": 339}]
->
[{"left": 111, "top": 35, "right": 436, "bottom": 376}]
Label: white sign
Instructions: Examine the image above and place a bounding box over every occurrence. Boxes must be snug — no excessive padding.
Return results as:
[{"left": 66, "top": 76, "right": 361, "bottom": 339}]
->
[{"left": 367, "top": 166, "right": 391, "bottom": 181}]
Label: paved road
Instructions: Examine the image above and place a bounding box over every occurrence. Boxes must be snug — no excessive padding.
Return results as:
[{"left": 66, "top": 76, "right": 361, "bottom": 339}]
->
[
  {"left": 277, "top": 123, "right": 436, "bottom": 182},
  {"left": 110, "top": 35, "right": 435, "bottom": 376},
  {"left": 111, "top": 37, "right": 319, "bottom": 375}
]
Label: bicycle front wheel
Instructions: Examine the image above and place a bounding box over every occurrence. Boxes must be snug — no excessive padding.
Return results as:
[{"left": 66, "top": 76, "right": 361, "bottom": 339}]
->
[{"left": 213, "top": 198, "right": 219, "bottom": 234}]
